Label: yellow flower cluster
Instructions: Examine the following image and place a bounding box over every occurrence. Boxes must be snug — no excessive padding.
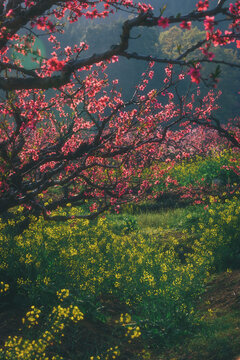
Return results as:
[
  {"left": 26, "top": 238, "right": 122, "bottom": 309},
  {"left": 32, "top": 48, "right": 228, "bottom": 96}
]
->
[
  {"left": 0, "top": 291, "right": 84, "bottom": 359},
  {"left": 90, "top": 346, "right": 120, "bottom": 360},
  {"left": 52, "top": 304, "right": 83, "bottom": 324},
  {"left": 118, "top": 313, "right": 132, "bottom": 324},
  {"left": 117, "top": 313, "right": 141, "bottom": 343},
  {"left": 56, "top": 288, "right": 70, "bottom": 301},
  {"left": 0, "top": 281, "right": 9, "bottom": 294},
  {"left": 125, "top": 325, "right": 141, "bottom": 342},
  {"left": 22, "top": 306, "right": 41, "bottom": 328},
  {"left": 0, "top": 335, "right": 63, "bottom": 360}
]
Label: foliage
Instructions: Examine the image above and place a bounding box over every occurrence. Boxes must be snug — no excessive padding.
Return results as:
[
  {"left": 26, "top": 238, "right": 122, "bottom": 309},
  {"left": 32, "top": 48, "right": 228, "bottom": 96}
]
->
[
  {"left": 136, "top": 145, "right": 240, "bottom": 207},
  {"left": 170, "top": 149, "right": 240, "bottom": 187}
]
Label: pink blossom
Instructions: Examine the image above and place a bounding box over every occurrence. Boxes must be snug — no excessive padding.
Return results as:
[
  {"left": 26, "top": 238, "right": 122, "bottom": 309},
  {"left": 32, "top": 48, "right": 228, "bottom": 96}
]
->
[
  {"left": 180, "top": 21, "right": 191, "bottom": 30},
  {"left": 204, "top": 16, "right": 215, "bottom": 32},
  {"left": 148, "top": 70, "right": 154, "bottom": 79},
  {"left": 196, "top": 0, "right": 209, "bottom": 12},
  {"left": 47, "top": 57, "right": 65, "bottom": 71},
  {"left": 25, "top": 0, "right": 34, "bottom": 7},
  {"left": 201, "top": 47, "right": 215, "bottom": 61},
  {"left": 6, "top": 9, "right": 14, "bottom": 17},
  {"left": 111, "top": 56, "right": 119, "bottom": 63},
  {"left": 158, "top": 17, "right": 169, "bottom": 28},
  {"left": 188, "top": 67, "right": 201, "bottom": 84}
]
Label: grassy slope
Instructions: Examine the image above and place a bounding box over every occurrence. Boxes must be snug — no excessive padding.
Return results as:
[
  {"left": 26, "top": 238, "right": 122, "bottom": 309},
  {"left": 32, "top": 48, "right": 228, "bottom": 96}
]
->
[{"left": 136, "top": 207, "right": 240, "bottom": 360}]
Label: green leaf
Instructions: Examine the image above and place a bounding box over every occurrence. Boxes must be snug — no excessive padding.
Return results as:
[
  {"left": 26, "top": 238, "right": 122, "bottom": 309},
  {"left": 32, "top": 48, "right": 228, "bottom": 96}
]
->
[
  {"left": 177, "top": 44, "right": 182, "bottom": 54},
  {"left": 160, "top": 5, "right": 167, "bottom": 16}
]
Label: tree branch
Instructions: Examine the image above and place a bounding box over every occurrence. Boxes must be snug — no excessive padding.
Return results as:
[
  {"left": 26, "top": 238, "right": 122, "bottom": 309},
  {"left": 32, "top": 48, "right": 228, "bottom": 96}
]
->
[{"left": 0, "top": 2, "right": 232, "bottom": 91}]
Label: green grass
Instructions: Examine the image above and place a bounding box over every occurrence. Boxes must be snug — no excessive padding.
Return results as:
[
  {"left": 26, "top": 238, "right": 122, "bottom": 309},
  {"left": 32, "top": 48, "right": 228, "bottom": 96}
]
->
[{"left": 136, "top": 207, "right": 196, "bottom": 229}]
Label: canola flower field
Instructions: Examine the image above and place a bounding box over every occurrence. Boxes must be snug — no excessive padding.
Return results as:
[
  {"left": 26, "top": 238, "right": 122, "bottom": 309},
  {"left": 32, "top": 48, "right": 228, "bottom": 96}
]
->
[{"left": 0, "top": 153, "right": 240, "bottom": 359}]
